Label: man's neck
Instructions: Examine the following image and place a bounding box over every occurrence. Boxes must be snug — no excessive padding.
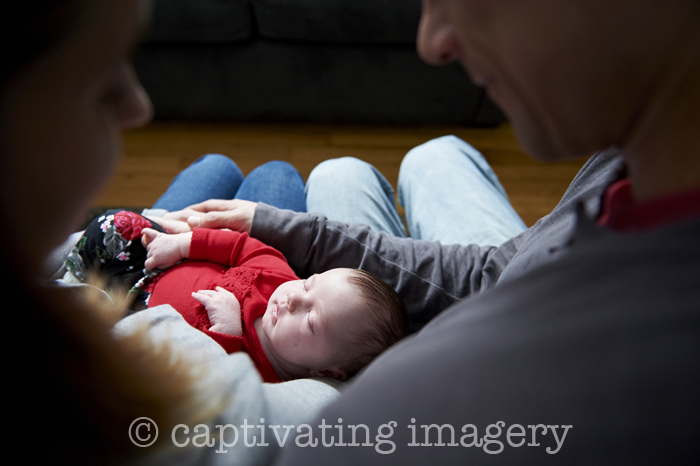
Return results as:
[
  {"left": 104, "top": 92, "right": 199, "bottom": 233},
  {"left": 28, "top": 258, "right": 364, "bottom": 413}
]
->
[{"left": 621, "top": 37, "right": 700, "bottom": 201}]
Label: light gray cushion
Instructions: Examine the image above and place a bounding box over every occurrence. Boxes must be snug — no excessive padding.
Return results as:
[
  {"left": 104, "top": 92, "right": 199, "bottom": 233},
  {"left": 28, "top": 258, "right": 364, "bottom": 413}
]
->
[{"left": 252, "top": 0, "right": 422, "bottom": 44}]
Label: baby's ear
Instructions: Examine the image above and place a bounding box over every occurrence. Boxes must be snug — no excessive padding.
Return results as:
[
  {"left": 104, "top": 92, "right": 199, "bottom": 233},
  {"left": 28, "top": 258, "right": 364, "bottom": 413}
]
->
[{"left": 310, "top": 368, "right": 347, "bottom": 381}]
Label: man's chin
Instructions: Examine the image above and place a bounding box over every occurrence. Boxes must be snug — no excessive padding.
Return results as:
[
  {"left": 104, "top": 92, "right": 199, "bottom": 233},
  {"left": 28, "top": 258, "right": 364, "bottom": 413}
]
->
[
  {"left": 509, "top": 118, "right": 569, "bottom": 163},
  {"left": 511, "top": 112, "right": 600, "bottom": 162}
]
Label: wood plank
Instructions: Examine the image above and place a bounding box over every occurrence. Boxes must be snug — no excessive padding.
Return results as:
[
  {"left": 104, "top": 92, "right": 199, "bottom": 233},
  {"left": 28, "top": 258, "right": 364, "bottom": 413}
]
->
[{"left": 95, "top": 122, "right": 588, "bottom": 227}]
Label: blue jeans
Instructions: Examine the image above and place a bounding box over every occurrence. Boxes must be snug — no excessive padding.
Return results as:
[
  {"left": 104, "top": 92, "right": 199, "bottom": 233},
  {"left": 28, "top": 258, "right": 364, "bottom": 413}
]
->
[
  {"left": 152, "top": 154, "right": 306, "bottom": 212},
  {"left": 306, "top": 136, "right": 526, "bottom": 246}
]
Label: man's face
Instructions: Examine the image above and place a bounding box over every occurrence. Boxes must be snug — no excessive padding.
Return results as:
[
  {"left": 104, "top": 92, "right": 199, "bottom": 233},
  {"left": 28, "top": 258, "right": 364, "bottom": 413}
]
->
[
  {"left": 260, "top": 268, "right": 364, "bottom": 379},
  {"left": 417, "top": 0, "right": 658, "bottom": 161}
]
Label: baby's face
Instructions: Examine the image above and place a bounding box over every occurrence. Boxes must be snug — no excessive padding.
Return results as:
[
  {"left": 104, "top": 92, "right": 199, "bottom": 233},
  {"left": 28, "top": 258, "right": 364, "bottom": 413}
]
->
[{"left": 260, "top": 268, "right": 363, "bottom": 379}]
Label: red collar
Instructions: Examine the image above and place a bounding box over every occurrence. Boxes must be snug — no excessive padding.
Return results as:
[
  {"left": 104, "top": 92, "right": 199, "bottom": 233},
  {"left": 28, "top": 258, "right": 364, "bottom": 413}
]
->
[{"left": 598, "top": 178, "right": 700, "bottom": 232}]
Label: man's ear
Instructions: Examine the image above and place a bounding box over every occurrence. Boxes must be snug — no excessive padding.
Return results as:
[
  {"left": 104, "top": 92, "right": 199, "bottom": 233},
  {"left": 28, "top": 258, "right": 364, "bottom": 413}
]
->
[{"left": 310, "top": 368, "right": 347, "bottom": 381}]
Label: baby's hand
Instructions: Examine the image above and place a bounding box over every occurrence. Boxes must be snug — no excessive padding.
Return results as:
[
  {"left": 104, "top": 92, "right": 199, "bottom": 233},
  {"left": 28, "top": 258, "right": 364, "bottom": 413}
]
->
[
  {"left": 142, "top": 229, "right": 191, "bottom": 270},
  {"left": 192, "top": 287, "right": 242, "bottom": 337}
]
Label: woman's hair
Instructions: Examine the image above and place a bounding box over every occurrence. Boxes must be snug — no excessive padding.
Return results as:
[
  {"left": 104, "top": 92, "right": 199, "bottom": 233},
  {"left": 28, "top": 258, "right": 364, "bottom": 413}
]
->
[
  {"left": 341, "top": 269, "right": 409, "bottom": 377},
  {"left": 19, "top": 274, "right": 224, "bottom": 464},
  {"left": 2, "top": 1, "right": 84, "bottom": 87}
]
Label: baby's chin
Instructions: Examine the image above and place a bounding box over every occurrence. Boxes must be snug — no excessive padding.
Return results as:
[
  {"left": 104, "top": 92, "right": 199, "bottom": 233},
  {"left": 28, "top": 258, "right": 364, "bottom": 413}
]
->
[{"left": 261, "top": 304, "right": 275, "bottom": 330}]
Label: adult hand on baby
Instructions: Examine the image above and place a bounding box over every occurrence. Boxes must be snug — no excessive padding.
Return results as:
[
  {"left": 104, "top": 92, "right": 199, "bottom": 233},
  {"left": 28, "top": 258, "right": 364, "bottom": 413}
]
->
[
  {"left": 163, "top": 199, "right": 257, "bottom": 233},
  {"left": 143, "top": 215, "right": 192, "bottom": 234},
  {"left": 192, "top": 287, "right": 243, "bottom": 337},
  {"left": 142, "top": 229, "right": 191, "bottom": 270}
]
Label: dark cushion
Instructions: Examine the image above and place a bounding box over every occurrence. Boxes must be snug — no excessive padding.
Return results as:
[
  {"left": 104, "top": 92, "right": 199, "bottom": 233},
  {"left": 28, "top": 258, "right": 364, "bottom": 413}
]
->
[
  {"left": 251, "top": 0, "right": 422, "bottom": 44},
  {"left": 134, "top": 41, "right": 486, "bottom": 125},
  {"left": 144, "top": 0, "right": 253, "bottom": 43}
]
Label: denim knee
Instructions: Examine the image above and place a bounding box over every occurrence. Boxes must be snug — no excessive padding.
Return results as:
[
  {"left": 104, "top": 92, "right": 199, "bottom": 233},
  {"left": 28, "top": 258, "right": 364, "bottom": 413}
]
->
[
  {"left": 309, "top": 156, "right": 373, "bottom": 177},
  {"left": 194, "top": 153, "right": 240, "bottom": 170},
  {"left": 401, "top": 135, "right": 467, "bottom": 174},
  {"left": 152, "top": 153, "right": 243, "bottom": 211},
  {"left": 399, "top": 136, "right": 488, "bottom": 191},
  {"left": 306, "top": 157, "right": 405, "bottom": 235},
  {"left": 307, "top": 157, "right": 374, "bottom": 188},
  {"left": 250, "top": 160, "right": 303, "bottom": 181}
]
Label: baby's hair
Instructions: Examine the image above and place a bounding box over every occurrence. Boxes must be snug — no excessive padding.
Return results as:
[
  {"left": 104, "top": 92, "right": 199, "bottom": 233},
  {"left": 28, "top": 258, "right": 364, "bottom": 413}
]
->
[{"left": 341, "top": 269, "right": 409, "bottom": 377}]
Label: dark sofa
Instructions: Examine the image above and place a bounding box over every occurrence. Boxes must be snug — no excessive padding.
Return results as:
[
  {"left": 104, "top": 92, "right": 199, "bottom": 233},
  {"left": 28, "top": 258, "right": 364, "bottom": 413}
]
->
[{"left": 134, "top": 0, "right": 506, "bottom": 125}]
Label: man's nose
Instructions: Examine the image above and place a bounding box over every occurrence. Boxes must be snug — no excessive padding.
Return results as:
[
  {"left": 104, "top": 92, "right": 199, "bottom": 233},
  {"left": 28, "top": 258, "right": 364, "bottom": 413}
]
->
[{"left": 416, "top": 7, "right": 459, "bottom": 66}]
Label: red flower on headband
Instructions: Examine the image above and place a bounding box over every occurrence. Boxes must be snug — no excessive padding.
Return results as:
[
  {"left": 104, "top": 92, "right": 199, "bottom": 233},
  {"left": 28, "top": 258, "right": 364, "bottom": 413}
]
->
[{"left": 113, "top": 211, "right": 152, "bottom": 242}]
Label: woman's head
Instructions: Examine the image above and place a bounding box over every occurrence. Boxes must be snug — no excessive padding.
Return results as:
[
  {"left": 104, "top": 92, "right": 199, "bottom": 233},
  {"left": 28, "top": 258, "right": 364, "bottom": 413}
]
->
[
  {"left": 0, "top": 0, "right": 153, "bottom": 273},
  {"left": 2, "top": 2, "right": 190, "bottom": 464}
]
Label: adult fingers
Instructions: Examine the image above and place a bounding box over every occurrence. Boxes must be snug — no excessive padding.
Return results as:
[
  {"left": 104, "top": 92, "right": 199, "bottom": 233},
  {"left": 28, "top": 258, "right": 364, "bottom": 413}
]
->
[
  {"left": 188, "top": 201, "right": 256, "bottom": 232},
  {"left": 185, "top": 199, "right": 236, "bottom": 213},
  {"left": 150, "top": 216, "right": 191, "bottom": 234},
  {"left": 187, "top": 211, "right": 244, "bottom": 231},
  {"left": 162, "top": 208, "right": 204, "bottom": 222}
]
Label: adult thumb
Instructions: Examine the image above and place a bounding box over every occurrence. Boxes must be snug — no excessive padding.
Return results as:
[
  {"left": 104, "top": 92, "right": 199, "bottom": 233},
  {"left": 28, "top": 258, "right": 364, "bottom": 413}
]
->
[
  {"left": 190, "top": 212, "right": 230, "bottom": 230},
  {"left": 187, "top": 216, "right": 201, "bottom": 228}
]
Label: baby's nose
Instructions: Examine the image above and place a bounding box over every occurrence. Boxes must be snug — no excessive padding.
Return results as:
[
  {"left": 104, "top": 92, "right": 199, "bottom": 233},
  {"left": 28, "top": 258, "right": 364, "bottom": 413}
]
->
[{"left": 287, "top": 292, "right": 303, "bottom": 312}]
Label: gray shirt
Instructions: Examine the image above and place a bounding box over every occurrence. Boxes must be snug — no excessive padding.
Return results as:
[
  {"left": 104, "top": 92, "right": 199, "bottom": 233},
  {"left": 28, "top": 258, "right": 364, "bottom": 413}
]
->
[{"left": 247, "top": 148, "right": 700, "bottom": 464}]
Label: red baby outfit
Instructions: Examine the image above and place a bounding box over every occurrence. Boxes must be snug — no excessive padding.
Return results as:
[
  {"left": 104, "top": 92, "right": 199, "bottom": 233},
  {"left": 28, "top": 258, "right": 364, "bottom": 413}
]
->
[{"left": 147, "top": 228, "right": 299, "bottom": 383}]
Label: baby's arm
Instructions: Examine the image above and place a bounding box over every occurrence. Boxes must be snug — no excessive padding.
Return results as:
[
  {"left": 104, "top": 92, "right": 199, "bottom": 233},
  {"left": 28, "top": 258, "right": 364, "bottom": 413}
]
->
[
  {"left": 192, "top": 287, "right": 243, "bottom": 337},
  {"left": 141, "top": 229, "right": 192, "bottom": 270}
]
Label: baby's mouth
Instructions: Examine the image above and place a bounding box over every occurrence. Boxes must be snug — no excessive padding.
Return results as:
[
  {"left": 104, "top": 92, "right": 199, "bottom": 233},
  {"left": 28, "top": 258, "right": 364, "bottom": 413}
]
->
[{"left": 272, "top": 304, "right": 279, "bottom": 324}]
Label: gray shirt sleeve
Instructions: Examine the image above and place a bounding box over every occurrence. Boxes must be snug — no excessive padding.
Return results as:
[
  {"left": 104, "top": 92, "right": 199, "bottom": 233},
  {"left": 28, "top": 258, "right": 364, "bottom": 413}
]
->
[
  {"left": 249, "top": 149, "right": 623, "bottom": 331},
  {"left": 250, "top": 205, "right": 533, "bottom": 330}
]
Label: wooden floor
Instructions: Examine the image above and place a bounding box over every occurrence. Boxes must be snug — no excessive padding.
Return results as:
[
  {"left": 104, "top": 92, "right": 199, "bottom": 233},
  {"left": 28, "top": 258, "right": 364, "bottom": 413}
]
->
[{"left": 95, "top": 122, "right": 588, "bottom": 228}]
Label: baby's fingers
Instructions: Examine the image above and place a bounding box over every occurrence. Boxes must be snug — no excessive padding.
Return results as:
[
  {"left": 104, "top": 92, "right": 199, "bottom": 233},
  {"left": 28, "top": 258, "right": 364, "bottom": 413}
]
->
[
  {"left": 191, "top": 290, "right": 213, "bottom": 304},
  {"left": 214, "top": 286, "right": 235, "bottom": 296},
  {"left": 141, "top": 228, "right": 160, "bottom": 248}
]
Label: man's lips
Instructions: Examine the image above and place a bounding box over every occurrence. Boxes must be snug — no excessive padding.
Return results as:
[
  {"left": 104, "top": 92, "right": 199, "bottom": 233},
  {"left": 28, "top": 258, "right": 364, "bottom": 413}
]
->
[
  {"left": 471, "top": 73, "right": 489, "bottom": 87},
  {"left": 470, "top": 71, "right": 494, "bottom": 90},
  {"left": 459, "top": 56, "right": 489, "bottom": 87}
]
